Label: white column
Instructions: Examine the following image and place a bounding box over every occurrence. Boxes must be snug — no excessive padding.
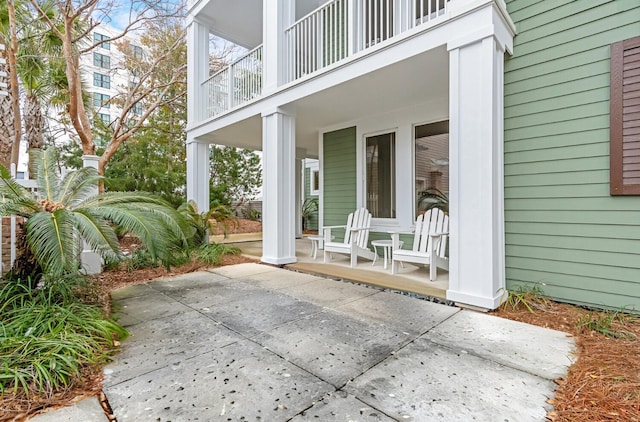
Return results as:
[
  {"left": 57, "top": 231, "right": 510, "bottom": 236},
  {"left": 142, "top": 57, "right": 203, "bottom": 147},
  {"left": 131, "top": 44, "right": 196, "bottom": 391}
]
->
[
  {"left": 187, "top": 20, "right": 210, "bottom": 123},
  {"left": 295, "top": 148, "right": 306, "bottom": 239},
  {"left": 261, "top": 106, "right": 297, "bottom": 265},
  {"left": 80, "top": 155, "right": 102, "bottom": 274},
  {"left": 446, "top": 35, "right": 507, "bottom": 310},
  {"left": 263, "top": 0, "right": 295, "bottom": 92},
  {"left": 186, "top": 138, "right": 210, "bottom": 213}
]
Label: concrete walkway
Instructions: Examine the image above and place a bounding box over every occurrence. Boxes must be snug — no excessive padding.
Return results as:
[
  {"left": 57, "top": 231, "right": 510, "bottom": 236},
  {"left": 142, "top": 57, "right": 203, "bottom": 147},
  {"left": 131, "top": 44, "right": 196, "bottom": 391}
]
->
[{"left": 31, "top": 263, "right": 575, "bottom": 421}]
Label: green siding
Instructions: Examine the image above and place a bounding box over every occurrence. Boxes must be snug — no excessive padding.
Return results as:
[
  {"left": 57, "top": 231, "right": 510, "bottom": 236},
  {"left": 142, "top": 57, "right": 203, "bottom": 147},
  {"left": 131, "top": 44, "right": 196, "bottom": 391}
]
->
[
  {"left": 504, "top": 0, "right": 640, "bottom": 310},
  {"left": 323, "top": 127, "right": 357, "bottom": 241},
  {"left": 303, "top": 167, "right": 319, "bottom": 231}
]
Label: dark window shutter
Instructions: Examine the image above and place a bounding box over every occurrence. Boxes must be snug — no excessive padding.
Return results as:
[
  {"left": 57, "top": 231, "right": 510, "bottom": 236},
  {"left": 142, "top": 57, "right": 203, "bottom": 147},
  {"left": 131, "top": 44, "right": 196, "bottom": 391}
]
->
[{"left": 611, "top": 35, "right": 640, "bottom": 195}]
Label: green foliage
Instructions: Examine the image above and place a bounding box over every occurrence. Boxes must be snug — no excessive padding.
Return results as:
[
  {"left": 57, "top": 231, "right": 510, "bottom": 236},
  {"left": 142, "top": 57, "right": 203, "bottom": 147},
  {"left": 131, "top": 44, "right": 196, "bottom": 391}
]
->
[
  {"left": 57, "top": 119, "right": 187, "bottom": 208},
  {"left": 301, "top": 197, "right": 318, "bottom": 230},
  {"left": 577, "top": 309, "right": 637, "bottom": 340},
  {"left": 178, "top": 200, "right": 210, "bottom": 247},
  {"left": 0, "top": 148, "right": 190, "bottom": 280},
  {"left": 102, "top": 105, "right": 187, "bottom": 207},
  {"left": 417, "top": 188, "right": 449, "bottom": 214},
  {"left": 196, "top": 243, "right": 240, "bottom": 266},
  {"left": 178, "top": 200, "right": 237, "bottom": 246},
  {"left": 210, "top": 146, "right": 262, "bottom": 205},
  {"left": 241, "top": 205, "right": 261, "bottom": 222},
  {"left": 125, "top": 248, "right": 160, "bottom": 272},
  {"left": 499, "top": 283, "right": 548, "bottom": 314},
  {"left": 125, "top": 246, "right": 191, "bottom": 272},
  {"left": 0, "top": 281, "right": 128, "bottom": 396}
]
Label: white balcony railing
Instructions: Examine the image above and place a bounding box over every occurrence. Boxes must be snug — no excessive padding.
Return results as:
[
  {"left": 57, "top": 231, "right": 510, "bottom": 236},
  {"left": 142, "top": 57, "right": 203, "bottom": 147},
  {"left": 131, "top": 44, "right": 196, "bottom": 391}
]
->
[
  {"left": 202, "top": 45, "right": 263, "bottom": 119},
  {"left": 200, "top": 1, "right": 450, "bottom": 119},
  {"left": 285, "top": 0, "right": 450, "bottom": 82}
]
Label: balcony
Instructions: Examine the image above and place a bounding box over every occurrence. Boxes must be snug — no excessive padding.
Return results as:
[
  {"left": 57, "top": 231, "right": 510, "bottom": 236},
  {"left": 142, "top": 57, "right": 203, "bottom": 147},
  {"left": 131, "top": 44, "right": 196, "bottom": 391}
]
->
[{"left": 200, "top": 0, "right": 451, "bottom": 120}]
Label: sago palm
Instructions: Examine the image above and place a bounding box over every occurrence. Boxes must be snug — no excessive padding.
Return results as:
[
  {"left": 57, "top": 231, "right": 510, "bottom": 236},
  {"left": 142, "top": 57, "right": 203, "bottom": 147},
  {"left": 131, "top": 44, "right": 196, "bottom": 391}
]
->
[{"left": 0, "top": 148, "right": 190, "bottom": 280}]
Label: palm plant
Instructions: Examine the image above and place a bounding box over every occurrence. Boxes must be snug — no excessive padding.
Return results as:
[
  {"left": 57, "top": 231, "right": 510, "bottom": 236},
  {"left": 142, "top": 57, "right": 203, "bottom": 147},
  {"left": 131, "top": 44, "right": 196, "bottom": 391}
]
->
[
  {"left": 301, "top": 197, "right": 318, "bottom": 231},
  {"left": 0, "top": 148, "right": 190, "bottom": 281},
  {"left": 417, "top": 188, "right": 449, "bottom": 214},
  {"left": 178, "top": 199, "right": 237, "bottom": 246}
]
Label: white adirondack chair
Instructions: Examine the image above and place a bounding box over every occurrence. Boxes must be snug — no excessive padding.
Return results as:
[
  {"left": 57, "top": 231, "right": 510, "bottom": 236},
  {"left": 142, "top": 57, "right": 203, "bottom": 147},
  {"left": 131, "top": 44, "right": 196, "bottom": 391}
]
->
[
  {"left": 323, "top": 208, "right": 376, "bottom": 267},
  {"left": 391, "top": 209, "right": 449, "bottom": 281}
]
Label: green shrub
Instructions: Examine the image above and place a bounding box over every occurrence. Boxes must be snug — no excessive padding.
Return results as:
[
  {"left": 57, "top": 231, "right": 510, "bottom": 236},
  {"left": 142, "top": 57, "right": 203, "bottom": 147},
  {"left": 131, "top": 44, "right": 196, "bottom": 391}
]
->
[
  {"left": 196, "top": 243, "right": 240, "bottom": 266},
  {"left": 126, "top": 248, "right": 160, "bottom": 272},
  {"left": 242, "top": 205, "right": 261, "bottom": 222},
  {"left": 0, "top": 282, "right": 128, "bottom": 395}
]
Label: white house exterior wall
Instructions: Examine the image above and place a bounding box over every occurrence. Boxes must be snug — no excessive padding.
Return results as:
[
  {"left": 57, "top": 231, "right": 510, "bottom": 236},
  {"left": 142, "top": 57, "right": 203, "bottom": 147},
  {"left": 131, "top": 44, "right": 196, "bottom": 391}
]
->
[{"left": 186, "top": 0, "right": 516, "bottom": 310}]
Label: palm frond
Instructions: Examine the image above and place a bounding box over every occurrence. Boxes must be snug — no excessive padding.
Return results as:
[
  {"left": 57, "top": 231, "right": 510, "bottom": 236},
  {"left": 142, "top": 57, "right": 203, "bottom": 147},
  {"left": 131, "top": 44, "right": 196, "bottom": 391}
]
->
[
  {"left": 26, "top": 210, "right": 77, "bottom": 275},
  {"left": 0, "top": 196, "right": 42, "bottom": 218},
  {"left": 58, "top": 167, "right": 100, "bottom": 207},
  {"left": 0, "top": 165, "right": 36, "bottom": 205},
  {"left": 80, "top": 191, "right": 173, "bottom": 208},
  {"left": 71, "top": 210, "right": 121, "bottom": 261},
  {"left": 33, "top": 149, "right": 61, "bottom": 201}
]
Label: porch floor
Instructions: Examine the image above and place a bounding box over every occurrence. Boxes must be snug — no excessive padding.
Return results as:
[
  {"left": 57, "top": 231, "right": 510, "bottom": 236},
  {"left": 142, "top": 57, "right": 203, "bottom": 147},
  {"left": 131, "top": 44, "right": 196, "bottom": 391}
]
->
[{"left": 230, "top": 238, "right": 449, "bottom": 300}]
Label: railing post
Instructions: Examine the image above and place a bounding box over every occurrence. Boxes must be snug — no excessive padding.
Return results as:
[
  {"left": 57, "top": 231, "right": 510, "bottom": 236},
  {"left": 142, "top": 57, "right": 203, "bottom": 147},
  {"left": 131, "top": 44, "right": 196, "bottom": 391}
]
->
[
  {"left": 187, "top": 20, "right": 210, "bottom": 123},
  {"left": 263, "top": 0, "right": 295, "bottom": 93},
  {"left": 229, "top": 64, "right": 235, "bottom": 108},
  {"left": 347, "top": 0, "right": 355, "bottom": 56}
]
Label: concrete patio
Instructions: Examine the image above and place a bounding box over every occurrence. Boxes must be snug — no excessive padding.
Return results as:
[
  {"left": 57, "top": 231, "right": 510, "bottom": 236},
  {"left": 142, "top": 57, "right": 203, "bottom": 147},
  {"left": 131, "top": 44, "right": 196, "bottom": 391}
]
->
[{"left": 30, "top": 263, "right": 576, "bottom": 421}]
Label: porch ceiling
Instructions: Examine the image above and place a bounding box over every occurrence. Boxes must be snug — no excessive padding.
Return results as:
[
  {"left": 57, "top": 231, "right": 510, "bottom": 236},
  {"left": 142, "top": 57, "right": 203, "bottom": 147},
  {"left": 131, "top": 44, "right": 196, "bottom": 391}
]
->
[
  {"left": 198, "top": 46, "right": 449, "bottom": 157},
  {"left": 192, "top": 0, "right": 263, "bottom": 49},
  {"left": 192, "top": 0, "right": 332, "bottom": 50}
]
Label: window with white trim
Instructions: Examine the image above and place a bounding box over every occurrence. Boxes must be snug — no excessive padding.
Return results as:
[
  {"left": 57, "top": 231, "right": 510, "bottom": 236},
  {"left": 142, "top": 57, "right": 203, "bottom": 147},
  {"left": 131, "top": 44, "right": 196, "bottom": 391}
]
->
[
  {"left": 415, "top": 121, "right": 449, "bottom": 217},
  {"left": 366, "top": 131, "right": 396, "bottom": 218}
]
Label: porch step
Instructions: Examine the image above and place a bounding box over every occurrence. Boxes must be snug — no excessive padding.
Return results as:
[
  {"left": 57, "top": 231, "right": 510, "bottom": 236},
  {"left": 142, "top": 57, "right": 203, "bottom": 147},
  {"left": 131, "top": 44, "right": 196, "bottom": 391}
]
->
[{"left": 286, "top": 262, "right": 447, "bottom": 300}]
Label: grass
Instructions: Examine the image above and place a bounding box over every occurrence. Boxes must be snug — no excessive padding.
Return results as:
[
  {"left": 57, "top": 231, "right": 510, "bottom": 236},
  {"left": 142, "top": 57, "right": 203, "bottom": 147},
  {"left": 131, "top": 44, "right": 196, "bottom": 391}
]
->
[
  {"left": 577, "top": 308, "right": 637, "bottom": 340},
  {"left": 0, "top": 279, "right": 128, "bottom": 396},
  {"left": 196, "top": 243, "right": 241, "bottom": 266},
  {"left": 499, "top": 283, "right": 549, "bottom": 313}
]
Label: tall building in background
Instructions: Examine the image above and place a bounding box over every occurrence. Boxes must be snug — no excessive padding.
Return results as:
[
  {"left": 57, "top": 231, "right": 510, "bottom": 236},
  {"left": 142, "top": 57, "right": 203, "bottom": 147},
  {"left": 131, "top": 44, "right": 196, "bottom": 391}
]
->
[{"left": 82, "top": 24, "right": 143, "bottom": 148}]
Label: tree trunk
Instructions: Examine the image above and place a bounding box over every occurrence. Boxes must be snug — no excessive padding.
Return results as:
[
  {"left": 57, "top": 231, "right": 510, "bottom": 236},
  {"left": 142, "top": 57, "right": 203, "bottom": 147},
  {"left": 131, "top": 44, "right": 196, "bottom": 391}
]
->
[
  {"left": 25, "top": 94, "right": 45, "bottom": 178},
  {"left": 8, "top": 221, "right": 42, "bottom": 288},
  {"left": 0, "top": 48, "right": 15, "bottom": 170},
  {"left": 7, "top": 0, "right": 22, "bottom": 168}
]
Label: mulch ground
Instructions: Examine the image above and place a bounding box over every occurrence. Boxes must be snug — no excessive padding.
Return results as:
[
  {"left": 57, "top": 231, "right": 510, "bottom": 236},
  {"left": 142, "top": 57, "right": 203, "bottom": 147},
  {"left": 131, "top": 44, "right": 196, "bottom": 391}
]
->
[
  {"left": 1, "top": 220, "right": 639, "bottom": 421},
  {"left": 495, "top": 299, "right": 640, "bottom": 421}
]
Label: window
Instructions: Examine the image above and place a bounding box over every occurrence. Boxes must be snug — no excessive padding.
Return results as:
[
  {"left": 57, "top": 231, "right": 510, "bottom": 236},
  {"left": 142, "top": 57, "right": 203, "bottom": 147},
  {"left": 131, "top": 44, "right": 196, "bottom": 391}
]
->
[
  {"left": 96, "top": 113, "right": 110, "bottom": 124},
  {"left": 366, "top": 132, "right": 396, "bottom": 218},
  {"left": 310, "top": 168, "right": 319, "bottom": 196},
  {"left": 132, "top": 102, "right": 143, "bottom": 115},
  {"left": 93, "top": 52, "right": 110, "bottom": 69},
  {"left": 610, "top": 35, "right": 640, "bottom": 195},
  {"left": 93, "top": 92, "right": 110, "bottom": 109},
  {"left": 131, "top": 44, "right": 143, "bottom": 59},
  {"left": 93, "top": 72, "right": 110, "bottom": 89},
  {"left": 415, "top": 121, "right": 449, "bottom": 217},
  {"left": 94, "top": 32, "right": 110, "bottom": 50}
]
